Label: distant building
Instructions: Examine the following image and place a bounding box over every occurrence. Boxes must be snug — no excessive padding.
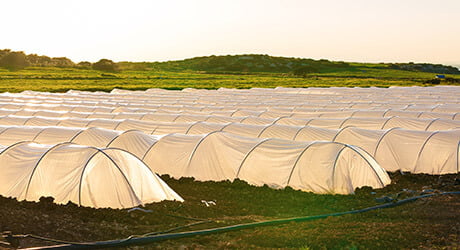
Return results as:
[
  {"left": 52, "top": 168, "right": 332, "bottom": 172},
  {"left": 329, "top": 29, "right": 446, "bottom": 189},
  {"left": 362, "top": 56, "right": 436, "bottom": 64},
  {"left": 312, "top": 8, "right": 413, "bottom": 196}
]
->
[{"left": 435, "top": 74, "right": 446, "bottom": 79}]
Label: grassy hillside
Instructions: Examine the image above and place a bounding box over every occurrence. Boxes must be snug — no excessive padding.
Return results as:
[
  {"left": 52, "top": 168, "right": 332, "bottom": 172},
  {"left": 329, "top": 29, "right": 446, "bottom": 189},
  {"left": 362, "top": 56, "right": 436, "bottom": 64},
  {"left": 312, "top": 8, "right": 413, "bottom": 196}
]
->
[
  {"left": 145, "top": 54, "right": 351, "bottom": 73},
  {"left": 121, "top": 54, "right": 460, "bottom": 75}
]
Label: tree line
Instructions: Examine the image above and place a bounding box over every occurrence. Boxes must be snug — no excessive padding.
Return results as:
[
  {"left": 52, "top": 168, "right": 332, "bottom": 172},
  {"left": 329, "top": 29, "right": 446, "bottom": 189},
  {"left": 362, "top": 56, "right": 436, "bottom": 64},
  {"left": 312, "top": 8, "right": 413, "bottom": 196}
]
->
[
  {"left": 388, "top": 62, "right": 459, "bottom": 74},
  {"left": 0, "top": 49, "right": 118, "bottom": 72}
]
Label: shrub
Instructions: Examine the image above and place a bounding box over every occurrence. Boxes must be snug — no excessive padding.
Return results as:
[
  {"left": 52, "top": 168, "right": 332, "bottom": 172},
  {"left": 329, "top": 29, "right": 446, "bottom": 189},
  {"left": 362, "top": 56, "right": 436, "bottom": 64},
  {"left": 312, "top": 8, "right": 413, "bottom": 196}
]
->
[
  {"left": 77, "top": 61, "right": 92, "bottom": 69},
  {"left": 0, "top": 51, "right": 29, "bottom": 70},
  {"left": 92, "top": 59, "right": 119, "bottom": 72}
]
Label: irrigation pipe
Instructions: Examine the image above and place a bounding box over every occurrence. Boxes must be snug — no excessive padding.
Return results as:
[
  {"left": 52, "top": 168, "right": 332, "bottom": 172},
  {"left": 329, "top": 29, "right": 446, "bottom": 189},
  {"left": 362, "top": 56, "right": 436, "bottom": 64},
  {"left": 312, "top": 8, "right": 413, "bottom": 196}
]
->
[{"left": 23, "top": 191, "right": 460, "bottom": 249}]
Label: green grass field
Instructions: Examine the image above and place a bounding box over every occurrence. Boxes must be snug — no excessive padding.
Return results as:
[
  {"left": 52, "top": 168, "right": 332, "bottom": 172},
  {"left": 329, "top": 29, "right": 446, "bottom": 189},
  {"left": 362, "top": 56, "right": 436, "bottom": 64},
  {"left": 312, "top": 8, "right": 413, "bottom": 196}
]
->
[{"left": 0, "top": 65, "right": 459, "bottom": 93}]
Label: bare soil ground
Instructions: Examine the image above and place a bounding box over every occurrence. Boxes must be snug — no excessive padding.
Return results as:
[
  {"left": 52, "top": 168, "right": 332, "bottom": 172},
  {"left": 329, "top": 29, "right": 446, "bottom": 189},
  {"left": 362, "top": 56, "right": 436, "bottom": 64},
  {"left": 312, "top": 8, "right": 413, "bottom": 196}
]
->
[{"left": 0, "top": 172, "right": 459, "bottom": 249}]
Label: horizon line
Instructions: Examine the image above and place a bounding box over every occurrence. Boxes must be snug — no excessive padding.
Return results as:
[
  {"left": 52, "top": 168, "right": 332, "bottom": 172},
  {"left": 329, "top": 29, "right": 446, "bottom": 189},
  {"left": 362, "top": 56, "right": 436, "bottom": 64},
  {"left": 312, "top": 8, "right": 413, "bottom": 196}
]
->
[{"left": 2, "top": 48, "right": 460, "bottom": 68}]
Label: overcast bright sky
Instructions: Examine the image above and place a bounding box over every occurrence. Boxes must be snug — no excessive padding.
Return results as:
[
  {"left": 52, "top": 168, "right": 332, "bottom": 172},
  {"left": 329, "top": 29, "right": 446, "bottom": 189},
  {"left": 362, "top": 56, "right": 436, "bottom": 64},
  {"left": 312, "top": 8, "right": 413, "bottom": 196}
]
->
[{"left": 1, "top": 0, "right": 459, "bottom": 65}]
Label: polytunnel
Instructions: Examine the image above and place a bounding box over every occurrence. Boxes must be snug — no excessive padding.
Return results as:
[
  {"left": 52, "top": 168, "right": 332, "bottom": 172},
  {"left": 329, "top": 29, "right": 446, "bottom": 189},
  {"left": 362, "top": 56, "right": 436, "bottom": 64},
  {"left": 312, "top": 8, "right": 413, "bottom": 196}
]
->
[
  {"left": 288, "top": 110, "right": 459, "bottom": 120},
  {"left": 0, "top": 126, "right": 159, "bottom": 159},
  {"left": 0, "top": 142, "right": 183, "bottom": 209},
  {"left": 141, "top": 131, "right": 391, "bottom": 194},
  {"left": 0, "top": 126, "right": 391, "bottom": 194},
  {"left": 331, "top": 127, "right": 460, "bottom": 174},
  {"left": 276, "top": 116, "right": 460, "bottom": 131},
  {"left": 219, "top": 124, "right": 460, "bottom": 175},
  {"left": 198, "top": 124, "right": 460, "bottom": 175}
]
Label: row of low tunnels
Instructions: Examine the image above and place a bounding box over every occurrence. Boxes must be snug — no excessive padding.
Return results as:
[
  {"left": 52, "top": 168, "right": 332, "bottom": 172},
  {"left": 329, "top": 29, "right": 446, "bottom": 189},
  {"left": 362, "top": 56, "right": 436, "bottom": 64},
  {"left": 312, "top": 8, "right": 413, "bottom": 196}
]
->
[
  {"left": 0, "top": 99, "right": 460, "bottom": 119},
  {"left": 17, "top": 87, "right": 460, "bottom": 104},
  {"left": 0, "top": 122, "right": 457, "bottom": 175},
  {"left": 0, "top": 103, "right": 460, "bottom": 120},
  {"left": 0, "top": 108, "right": 459, "bottom": 131},
  {"left": 1, "top": 98, "right": 460, "bottom": 112}
]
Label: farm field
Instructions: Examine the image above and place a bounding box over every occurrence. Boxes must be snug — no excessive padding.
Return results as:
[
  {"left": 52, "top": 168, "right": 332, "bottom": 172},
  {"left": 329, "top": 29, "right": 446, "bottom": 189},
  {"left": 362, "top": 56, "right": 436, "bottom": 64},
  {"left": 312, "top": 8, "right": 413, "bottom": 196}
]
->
[
  {"left": 0, "top": 64, "right": 459, "bottom": 93},
  {"left": 0, "top": 58, "right": 459, "bottom": 248},
  {"left": 2, "top": 0, "right": 460, "bottom": 248},
  {"left": 0, "top": 173, "right": 459, "bottom": 249}
]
